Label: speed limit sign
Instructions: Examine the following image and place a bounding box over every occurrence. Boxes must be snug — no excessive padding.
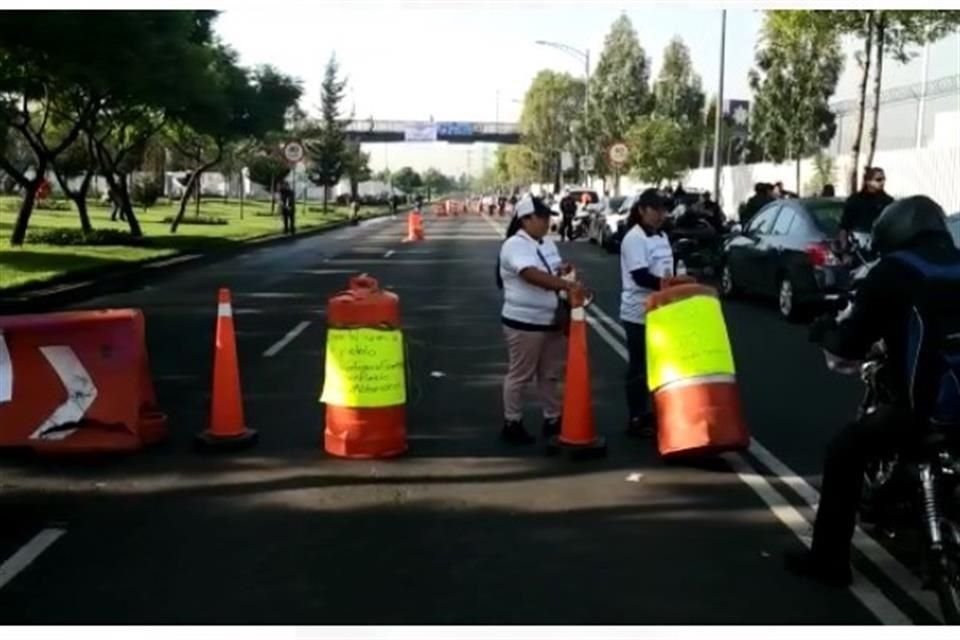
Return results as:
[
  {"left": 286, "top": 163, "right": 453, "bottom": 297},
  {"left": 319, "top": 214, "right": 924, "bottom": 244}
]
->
[
  {"left": 608, "top": 142, "right": 629, "bottom": 167},
  {"left": 283, "top": 141, "right": 304, "bottom": 164}
]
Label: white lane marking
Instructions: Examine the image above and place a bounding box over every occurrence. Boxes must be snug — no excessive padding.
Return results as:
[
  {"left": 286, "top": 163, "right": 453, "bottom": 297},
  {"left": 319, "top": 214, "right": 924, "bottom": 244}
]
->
[
  {"left": 723, "top": 453, "right": 911, "bottom": 625},
  {"left": 0, "top": 331, "right": 12, "bottom": 403},
  {"left": 262, "top": 321, "right": 312, "bottom": 358},
  {"left": 584, "top": 315, "right": 629, "bottom": 360},
  {"left": 147, "top": 254, "right": 200, "bottom": 269},
  {"left": 481, "top": 213, "right": 507, "bottom": 237},
  {"left": 587, "top": 302, "right": 626, "bottom": 339},
  {"left": 0, "top": 528, "right": 66, "bottom": 591},
  {"left": 748, "top": 438, "right": 943, "bottom": 621},
  {"left": 586, "top": 297, "right": 917, "bottom": 625},
  {"left": 31, "top": 346, "right": 97, "bottom": 441},
  {"left": 384, "top": 250, "right": 395, "bottom": 258}
]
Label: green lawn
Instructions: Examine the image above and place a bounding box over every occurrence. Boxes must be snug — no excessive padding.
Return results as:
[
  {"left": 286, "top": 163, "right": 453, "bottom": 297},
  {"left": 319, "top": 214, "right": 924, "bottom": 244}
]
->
[{"left": 0, "top": 196, "right": 367, "bottom": 290}]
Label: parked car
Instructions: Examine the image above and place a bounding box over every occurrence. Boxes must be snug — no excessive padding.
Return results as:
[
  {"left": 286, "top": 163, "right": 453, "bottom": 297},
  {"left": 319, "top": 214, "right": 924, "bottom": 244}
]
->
[
  {"left": 720, "top": 197, "right": 854, "bottom": 321},
  {"left": 587, "top": 195, "right": 627, "bottom": 250}
]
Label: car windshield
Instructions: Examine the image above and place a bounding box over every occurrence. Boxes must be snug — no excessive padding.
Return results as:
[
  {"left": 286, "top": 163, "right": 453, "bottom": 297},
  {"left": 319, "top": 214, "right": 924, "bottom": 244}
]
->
[
  {"left": 608, "top": 196, "right": 626, "bottom": 211},
  {"left": 806, "top": 200, "right": 845, "bottom": 236}
]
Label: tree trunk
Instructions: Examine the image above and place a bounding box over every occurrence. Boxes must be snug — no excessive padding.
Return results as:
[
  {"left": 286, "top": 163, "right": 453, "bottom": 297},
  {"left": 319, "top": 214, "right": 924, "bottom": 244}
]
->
[
  {"left": 9, "top": 174, "right": 41, "bottom": 246},
  {"left": 53, "top": 168, "right": 96, "bottom": 234},
  {"left": 323, "top": 186, "right": 329, "bottom": 215},
  {"left": 103, "top": 171, "right": 142, "bottom": 237},
  {"left": 194, "top": 172, "right": 201, "bottom": 218},
  {"left": 849, "top": 11, "right": 875, "bottom": 193},
  {"left": 270, "top": 175, "right": 277, "bottom": 214},
  {"left": 350, "top": 176, "right": 359, "bottom": 201},
  {"left": 866, "top": 14, "right": 886, "bottom": 170},
  {"left": 173, "top": 169, "right": 204, "bottom": 233}
]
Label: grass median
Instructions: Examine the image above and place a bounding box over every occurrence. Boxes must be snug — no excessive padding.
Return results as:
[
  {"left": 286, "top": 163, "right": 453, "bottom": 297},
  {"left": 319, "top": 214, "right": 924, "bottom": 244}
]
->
[{"left": 0, "top": 196, "right": 370, "bottom": 291}]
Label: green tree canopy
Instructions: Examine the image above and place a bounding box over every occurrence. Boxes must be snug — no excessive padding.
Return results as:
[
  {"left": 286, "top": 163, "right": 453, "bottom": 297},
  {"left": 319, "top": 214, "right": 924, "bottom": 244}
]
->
[
  {"left": 519, "top": 70, "right": 584, "bottom": 191},
  {"left": 307, "top": 53, "right": 348, "bottom": 212},
  {"left": 626, "top": 115, "right": 692, "bottom": 187}
]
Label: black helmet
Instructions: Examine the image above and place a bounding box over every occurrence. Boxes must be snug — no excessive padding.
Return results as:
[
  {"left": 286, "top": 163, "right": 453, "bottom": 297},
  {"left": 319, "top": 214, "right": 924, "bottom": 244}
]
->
[{"left": 871, "top": 195, "right": 949, "bottom": 255}]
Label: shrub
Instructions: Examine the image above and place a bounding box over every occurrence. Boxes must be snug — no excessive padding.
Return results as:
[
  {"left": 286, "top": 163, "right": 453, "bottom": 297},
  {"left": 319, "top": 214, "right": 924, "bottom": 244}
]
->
[
  {"left": 132, "top": 178, "right": 164, "bottom": 209},
  {"left": 160, "top": 215, "right": 228, "bottom": 226},
  {"left": 34, "top": 199, "right": 72, "bottom": 211},
  {"left": 26, "top": 228, "right": 147, "bottom": 246}
]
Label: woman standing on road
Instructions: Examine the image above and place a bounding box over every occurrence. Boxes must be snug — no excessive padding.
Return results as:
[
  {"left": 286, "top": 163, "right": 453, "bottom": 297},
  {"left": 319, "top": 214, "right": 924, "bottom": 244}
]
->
[
  {"left": 620, "top": 189, "right": 677, "bottom": 437},
  {"left": 497, "top": 195, "right": 583, "bottom": 444}
]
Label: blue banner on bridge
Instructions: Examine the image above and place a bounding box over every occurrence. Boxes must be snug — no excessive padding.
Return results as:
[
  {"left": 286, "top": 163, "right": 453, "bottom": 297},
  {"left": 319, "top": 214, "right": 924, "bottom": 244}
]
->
[{"left": 437, "top": 122, "right": 474, "bottom": 137}]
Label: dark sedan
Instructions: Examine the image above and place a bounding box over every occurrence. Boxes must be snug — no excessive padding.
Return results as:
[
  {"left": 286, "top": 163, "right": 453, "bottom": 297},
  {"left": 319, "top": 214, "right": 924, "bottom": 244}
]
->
[{"left": 720, "top": 198, "right": 852, "bottom": 321}]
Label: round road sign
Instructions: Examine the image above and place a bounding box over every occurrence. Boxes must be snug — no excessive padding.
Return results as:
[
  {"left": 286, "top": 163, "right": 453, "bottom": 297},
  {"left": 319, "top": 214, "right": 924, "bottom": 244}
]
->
[
  {"left": 608, "top": 142, "right": 629, "bottom": 167},
  {"left": 283, "top": 141, "right": 304, "bottom": 164}
]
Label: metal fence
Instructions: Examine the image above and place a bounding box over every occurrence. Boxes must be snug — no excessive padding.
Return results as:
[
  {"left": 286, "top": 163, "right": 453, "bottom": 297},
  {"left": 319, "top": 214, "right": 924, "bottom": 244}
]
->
[{"left": 830, "top": 74, "right": 960, "bottom": 154}]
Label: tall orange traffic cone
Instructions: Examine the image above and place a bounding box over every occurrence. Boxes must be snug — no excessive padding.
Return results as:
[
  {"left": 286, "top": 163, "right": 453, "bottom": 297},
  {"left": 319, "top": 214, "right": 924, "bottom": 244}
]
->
[
  {"left": 547, "top": 289, "right": 607, "bottom": 459},
  {"left": 196, "top": 288, "right": 258, "bottom": 451}
]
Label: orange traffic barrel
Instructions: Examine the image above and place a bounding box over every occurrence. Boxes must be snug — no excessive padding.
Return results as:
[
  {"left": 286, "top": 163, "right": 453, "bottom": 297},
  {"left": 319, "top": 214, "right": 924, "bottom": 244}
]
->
[
  {"left": 645, "top": 284, "right": 749, "bottom": 458},
  {"left": 320, "top": 275, "right": 407, "bottom": 458}
]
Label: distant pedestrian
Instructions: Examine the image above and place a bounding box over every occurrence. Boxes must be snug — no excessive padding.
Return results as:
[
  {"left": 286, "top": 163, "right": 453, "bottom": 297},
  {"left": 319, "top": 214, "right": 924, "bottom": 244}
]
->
[
  {"left": 838, "top": 166, "right": 893, "bottom": 250},
  {"left": 278, "top": 181, "right": 296, "bottom": 235},
  {"left": 558, "top": 190, "right": 577, "bottom": 242},
  {"left": 351, "top": 198, "right": 361, "bottom": 225}
]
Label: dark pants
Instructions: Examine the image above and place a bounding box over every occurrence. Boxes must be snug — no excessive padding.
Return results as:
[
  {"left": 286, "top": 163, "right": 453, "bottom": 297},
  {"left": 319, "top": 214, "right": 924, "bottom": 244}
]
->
[
  {"left": 623, "top": 320, "right": 651, "bottom": 421},
  {"left": 559, "top": 214, "right": 574, "bottom": 241},
  {"left": 282, "top": 208, "right": 296, "bottom": 234},
  {"left": 811, "top": 405, "right": 910, "bottom": 569}
]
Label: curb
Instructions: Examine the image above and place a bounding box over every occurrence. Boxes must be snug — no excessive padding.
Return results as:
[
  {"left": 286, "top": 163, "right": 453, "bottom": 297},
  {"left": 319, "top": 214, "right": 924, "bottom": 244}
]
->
[{"left": 0, "top": 210, "right": 397, "bottom": 314}]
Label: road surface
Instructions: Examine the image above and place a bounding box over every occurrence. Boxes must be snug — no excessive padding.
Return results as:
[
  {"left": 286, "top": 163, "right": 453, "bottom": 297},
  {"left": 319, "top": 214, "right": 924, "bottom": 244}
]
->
[{"left": 0, "top": 213, "right": 945, "bottom": 624}]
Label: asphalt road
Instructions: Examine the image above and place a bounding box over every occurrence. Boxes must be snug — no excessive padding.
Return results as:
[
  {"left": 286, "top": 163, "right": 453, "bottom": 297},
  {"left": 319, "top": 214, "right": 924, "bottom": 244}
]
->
[{"left": 0, "top": 212, "right": 946, "bottom": 624}]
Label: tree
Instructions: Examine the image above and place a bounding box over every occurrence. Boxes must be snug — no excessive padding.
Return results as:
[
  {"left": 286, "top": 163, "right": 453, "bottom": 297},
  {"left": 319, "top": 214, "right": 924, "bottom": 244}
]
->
[
  {"left": 49, "top": 126, "right": 98, "bottom": 233},
  {"left": 341, "top": 141, "right": 371, "bottom": 201},
  {"left": 652, "top": 37, "right": 705, "bottom": 168},
  {"left": 392, "top": 166, "right": 422, "bottom": 195},
  {"left": 306, "top": 54, "right": 347, "bottom": 214},
  {"left": 519, "top": 70, "right": 585, "bottom": 192},
  {"left": 246, "top": 152, "right": 291, "bottom": 197},
  {"left": 586, "top": 14, "right": 652, "bottom": 188},
  {"left": 422, "top": 168, "right": 451, "bottom": 199},
  {"left": 626, "top": 116, "right": 692, "bottom": 187},
  {"left": 0, "top": 10, "right": 220, "bottom": 244},
  {"left": 748, "top": 10, "right": 843, "bottom": 191},
  {"left": 167, "top": 57, "right": 301, "bottom": 231}
]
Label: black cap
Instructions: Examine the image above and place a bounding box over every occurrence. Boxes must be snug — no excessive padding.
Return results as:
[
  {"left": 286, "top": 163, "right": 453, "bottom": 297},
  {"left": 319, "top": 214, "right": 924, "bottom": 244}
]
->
[{"left": 637, "top": 188, "right": 667, "bottom": 211}]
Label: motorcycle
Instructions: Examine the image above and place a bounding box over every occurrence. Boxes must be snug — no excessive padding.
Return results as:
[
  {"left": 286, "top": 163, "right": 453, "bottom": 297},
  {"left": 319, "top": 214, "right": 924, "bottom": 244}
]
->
[
  {"left": 820, "top": 265, "right": 960, "bottom": 623},
  {"left": 667, "top": 209, "right": 733, "bottom": 278}
]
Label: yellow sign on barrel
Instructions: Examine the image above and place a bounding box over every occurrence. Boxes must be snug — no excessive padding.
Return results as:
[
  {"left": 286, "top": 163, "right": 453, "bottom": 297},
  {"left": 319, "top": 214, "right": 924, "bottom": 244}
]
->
[
  {"left": 645, "top": 294, "right": 736, "bottom": 391},
  {"left": 320, "top": 328, "right": 406, "bottom": 408}
]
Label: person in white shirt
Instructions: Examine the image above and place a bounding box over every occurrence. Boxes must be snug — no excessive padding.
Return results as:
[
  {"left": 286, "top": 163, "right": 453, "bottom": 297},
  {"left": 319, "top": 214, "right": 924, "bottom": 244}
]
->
[
  {"left": 497, "top": 195, "right": 584, "bottom": 444},
  {"left": 620, "top": 188, "right": 676, "bottom": 437}
]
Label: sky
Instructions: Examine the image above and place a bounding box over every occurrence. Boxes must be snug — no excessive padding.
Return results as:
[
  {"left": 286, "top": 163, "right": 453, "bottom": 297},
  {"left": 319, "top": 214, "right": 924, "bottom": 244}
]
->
[{"left": 213, "top": 1, "right": 960, "bottom": 176}]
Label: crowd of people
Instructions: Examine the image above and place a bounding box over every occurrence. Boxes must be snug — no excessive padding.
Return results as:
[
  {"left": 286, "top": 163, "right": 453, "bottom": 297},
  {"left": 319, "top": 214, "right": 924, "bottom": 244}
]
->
[{"left": 494, "top": 176, "right": 960, "bottom": 594}]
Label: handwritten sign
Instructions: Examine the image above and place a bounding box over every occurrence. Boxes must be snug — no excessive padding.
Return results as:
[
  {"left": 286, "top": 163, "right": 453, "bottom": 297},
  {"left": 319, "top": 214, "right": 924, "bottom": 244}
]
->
[
  {"left": 645, "top": 295, "right": 736, "bottom": 391},
  {"left": 320, "top": 329, "right": 406, "bottom": 408}
]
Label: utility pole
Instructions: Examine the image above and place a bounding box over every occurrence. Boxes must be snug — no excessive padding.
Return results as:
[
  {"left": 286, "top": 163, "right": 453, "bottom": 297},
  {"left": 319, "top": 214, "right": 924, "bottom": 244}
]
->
[{"left": 712, "top": 9, "right": 727, "bottom": 202}]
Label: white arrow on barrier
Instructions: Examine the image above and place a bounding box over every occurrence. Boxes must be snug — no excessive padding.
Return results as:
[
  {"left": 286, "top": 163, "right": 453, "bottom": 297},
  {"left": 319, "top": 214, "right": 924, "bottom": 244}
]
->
[
  {"left": 0, "top": 332, "right": 11, "bottom": 404},
  {"left": 29, "top": 346, "right": 98, "bottom": 441}
]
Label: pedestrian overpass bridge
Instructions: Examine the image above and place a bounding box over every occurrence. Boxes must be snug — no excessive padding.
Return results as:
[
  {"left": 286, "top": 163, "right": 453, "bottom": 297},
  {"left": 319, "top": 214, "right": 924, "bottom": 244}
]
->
[{"left": 345, "top": 119, "right": 520, "bottom": 144}]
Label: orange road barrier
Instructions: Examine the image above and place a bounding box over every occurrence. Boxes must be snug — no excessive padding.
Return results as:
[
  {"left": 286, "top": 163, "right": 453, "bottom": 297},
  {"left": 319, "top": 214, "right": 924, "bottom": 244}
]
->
[
  {"left": 320, "top": 275, "right": 407, "bottom": 458},
  {"left": 0, "top": 309, "right": 167, "bottom": 455},
  {"left": 547, "top": 289, "right": 607, "bottom": 459},
  {"left": 195, "top": 288, "right": 258, "bottom": 451},
  {"left": 645, "top": 283, "right": 749, "bottom": 458},
  {"left": 404, "top": 209, "right": 425, "bottom": 242}
]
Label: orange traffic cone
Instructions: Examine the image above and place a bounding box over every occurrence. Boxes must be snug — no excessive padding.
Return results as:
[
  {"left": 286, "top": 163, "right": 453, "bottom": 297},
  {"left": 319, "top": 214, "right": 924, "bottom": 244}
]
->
[
  {"left": 547, "top": 289, "right": 607, "bottom": 459},
  {"left": 196, "top": 288, "right": 258, "bottom": 451}
]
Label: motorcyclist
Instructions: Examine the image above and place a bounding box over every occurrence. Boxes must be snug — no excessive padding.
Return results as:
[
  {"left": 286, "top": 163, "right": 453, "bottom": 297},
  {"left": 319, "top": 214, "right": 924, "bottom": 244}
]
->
[{"left": 786, "top": 195, "right": 960, "bottom": 587}]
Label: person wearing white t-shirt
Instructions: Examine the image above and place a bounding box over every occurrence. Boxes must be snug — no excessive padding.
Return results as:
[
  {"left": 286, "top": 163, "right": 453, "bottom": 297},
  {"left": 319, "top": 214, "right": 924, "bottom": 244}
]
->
[
  {"left": 620, "top": 188, "right": 676, "bottom": 437},
  {"left": 497, "top": 195, "right": 584, "bottom": 444}
]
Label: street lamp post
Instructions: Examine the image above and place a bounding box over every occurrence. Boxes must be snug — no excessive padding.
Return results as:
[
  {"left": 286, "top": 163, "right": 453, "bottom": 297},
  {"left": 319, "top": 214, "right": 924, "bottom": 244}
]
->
[
  {"left": 712, "top": 9, "right": 727, "bottom": 203},
  {"left": 535, "top": 40, "right": 591, "bottom": 186}
]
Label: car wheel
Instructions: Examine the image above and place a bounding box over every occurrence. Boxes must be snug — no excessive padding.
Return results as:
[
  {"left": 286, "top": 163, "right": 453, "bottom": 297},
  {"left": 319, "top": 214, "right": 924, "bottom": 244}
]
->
[
  {"left": 778, "top": 276, "right": 803, "bottom": 321},
  {"left": 720, "top": 264, "right": 739, "bottom": 298}
]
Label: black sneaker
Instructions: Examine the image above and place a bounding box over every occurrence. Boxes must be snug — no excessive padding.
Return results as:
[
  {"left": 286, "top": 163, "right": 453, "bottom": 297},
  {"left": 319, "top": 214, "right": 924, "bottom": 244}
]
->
[
  {"left": 542, "top": 416, "right": 561, "bottom": 438},
  {"left": 501, "top": 420, "right": 535, "bottom": 445},
  {"left": 783, "top": 550, "right": 852, "bottom": 588},
  {"left": 626, "top": 416, "right": 655, "bottom": 438}
]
